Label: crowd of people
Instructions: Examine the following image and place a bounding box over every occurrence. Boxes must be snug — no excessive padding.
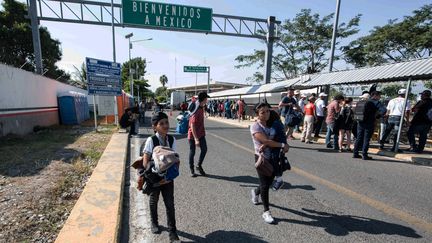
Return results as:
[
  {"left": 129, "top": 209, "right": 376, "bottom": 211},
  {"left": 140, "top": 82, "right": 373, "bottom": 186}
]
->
[
  {"left": 275, "top": 88, "right": 432, "bottom": 156},
  {"left": 206, "top": 99, "right": 247, "bottom": 120}
]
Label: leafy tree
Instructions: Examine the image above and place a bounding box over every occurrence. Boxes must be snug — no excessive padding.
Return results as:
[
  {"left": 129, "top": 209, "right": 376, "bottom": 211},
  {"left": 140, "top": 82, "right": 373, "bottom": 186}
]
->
[
  {"left": 69, "top": 62, "right": 87, "bottom": 89},
  {"left": 156, "top": 96, "right": 167, "bottom": 103},
  {"left": 155, "top": 86, "right": 171, "bottom": 98},
  {"left": 121, "top": 57, "right": 151, "bottom": 95},
  {"left": 425, "top": 80, "right": 432, "bottom": 89},
  {"left": 0, "top": 0, "right": 69, "bottom": 82},
  {"left": 159, "top": 74, "right": 168, "bottom": 87},
  {"left": 343, "top": 4, "right": 432, "bottom": 67},
  {"left": 235, "top": 9, "right": 361, "bottom": 83}
]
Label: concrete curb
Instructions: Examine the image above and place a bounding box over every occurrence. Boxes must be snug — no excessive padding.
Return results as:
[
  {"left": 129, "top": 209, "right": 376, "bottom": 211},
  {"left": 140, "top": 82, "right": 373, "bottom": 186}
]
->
[
  {"left": 206, "top": 116, "right": 252, "bottom": 128},
  {"left": 292, "top": 133, "right": 432, "bottom": 166},
  {"left": 55, "top": 132, "right": 129, "bottom": 243}
]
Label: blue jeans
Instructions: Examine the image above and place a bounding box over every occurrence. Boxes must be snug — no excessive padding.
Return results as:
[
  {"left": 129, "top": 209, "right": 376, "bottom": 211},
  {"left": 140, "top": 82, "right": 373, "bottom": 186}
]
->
[
  {"left": 354, "top": 122, "right": 374, "bottom": 156},
  {"left": 407, "top": 124, "right": 431, "bottom": 152},
  {"left": 380, "top": 116, "right": 401, "bottom": 149},
  {"left": 325, "top": 123, "right": 339, "bottom": 149}
]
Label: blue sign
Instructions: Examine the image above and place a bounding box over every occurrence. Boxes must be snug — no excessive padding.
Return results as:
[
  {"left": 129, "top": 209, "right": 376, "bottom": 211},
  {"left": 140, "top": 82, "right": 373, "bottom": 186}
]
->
[
  {"left": 86, "top": 57, "right": 122, "bottom": 96},
  {"left": 88, "top": 85, "right": 122, "bottom": 96}
]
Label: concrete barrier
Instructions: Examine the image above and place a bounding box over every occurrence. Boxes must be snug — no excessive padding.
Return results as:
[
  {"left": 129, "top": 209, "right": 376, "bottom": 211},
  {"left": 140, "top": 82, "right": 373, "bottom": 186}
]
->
[{"left": 55, "top": 133, "right": 128, "bottom": 243}]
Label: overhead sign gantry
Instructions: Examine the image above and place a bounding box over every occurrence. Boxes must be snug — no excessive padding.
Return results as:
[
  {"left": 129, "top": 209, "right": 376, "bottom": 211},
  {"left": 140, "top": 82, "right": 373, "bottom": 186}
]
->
[{"left": 27, "top": 0, "right": 280, "bottom": 84}]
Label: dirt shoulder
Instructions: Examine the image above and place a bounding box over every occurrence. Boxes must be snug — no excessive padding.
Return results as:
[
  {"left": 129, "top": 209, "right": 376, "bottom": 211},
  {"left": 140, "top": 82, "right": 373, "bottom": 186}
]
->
[{"left": 0, "top": 125, "right": 116, "bottom": 242}]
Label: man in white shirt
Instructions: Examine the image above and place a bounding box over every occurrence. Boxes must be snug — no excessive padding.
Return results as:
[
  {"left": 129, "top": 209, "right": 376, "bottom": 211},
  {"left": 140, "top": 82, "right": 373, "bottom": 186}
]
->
[
  {"left": 379, "top": 89, "right": 411, "bottom": 152},
  {"left": 313, "top": 93, "right": 327, "bottom": 137}
]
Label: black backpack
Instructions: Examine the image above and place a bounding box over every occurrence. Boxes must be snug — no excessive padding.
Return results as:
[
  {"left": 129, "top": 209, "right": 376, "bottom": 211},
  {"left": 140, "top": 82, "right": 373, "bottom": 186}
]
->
[
  {"left": 141, "top": 134, "right": 177, "bottom": 194},
  {"left": 354, "top": 100, "right": 367, "bottom": 122}
]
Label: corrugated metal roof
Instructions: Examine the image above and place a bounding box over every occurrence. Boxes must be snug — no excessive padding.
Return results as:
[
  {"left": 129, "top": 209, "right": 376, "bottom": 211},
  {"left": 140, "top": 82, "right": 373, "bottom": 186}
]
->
[
  {"left": 254, "top": 77, "right": 301, "bottom": 93},
  {"left": 209, "top": 77, "right": 301, "bottom": 98},
  {"left": 301, "top": 57, "right": 432, "bottom": 87},
  {"left": 209, "top": 85, "right": 260, "bottom": 98}
]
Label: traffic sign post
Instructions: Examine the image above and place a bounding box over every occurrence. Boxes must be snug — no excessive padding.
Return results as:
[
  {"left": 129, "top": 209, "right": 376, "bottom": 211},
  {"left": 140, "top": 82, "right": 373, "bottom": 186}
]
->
[
  {"left": 184, "top": 66, "right": 208, "bottom": 73},
  {"left": 86, "top": 57, "right": 122, "bottom": 130},
  {"left": 122, "top": 0, "right": 212, "bottom": 32},
  {"left": 183, "top": 66, "right": 210, "bottom": 95}
]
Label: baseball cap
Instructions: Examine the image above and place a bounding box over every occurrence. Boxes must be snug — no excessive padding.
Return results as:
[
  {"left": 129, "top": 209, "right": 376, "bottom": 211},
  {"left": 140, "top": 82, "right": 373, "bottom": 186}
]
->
[
  {"left": 294, "top": 90, "right": 301, "bottom": 95},
  {"left": 318, "top": 92, "right": 327, "bottom": 97},
  {"left": 419, "top": 90, "right": 431, "bottom": 96},
  {"left": 198, "top": 91, "right": 210, "bottom": 102},
  {"left": 398, "top": 89, "right": 407, "bottom": 95}
]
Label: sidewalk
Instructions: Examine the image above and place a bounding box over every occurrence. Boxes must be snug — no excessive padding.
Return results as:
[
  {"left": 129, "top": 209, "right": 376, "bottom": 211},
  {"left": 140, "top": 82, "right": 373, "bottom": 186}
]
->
[
  {"left": 206, "top": 115, "right": 432, "bottom": 166},
  {"left": 206, "top": 116, "right": 254, "bottom": 128}
]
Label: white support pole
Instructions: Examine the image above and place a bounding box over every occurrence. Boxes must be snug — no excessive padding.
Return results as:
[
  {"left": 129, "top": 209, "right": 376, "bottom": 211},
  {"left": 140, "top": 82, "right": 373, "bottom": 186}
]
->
[
  {"left": 111, "top": 0, "right": 118, "bottom": 125},
  {"left": 93, "top": 95, "right": 98, "bottom": 131},
  {"left": 195, "top": 72, "right": 198, "bottom": 96},
  {"left": 395, "top": 78, "right": 412, "bottom": 152},
  {"left": 207, "top": 66, "right": 210, "bottom": 94}
]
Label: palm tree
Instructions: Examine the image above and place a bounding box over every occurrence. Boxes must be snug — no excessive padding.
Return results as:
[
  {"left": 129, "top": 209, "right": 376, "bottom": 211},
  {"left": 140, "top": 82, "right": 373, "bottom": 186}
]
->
[{"left": 159, "top": 74, "right": 168, "bottom": 88}]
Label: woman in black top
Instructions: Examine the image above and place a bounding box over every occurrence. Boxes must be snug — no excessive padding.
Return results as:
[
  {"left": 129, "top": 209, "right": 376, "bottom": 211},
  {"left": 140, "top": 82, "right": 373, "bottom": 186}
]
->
[{"left": 337, "top": 98, "right": 354, "bottom": 152}]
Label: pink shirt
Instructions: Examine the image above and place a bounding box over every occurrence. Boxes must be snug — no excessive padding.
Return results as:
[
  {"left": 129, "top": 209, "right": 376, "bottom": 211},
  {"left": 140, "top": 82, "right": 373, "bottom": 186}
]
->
[{"left": 326, "top": 100, "right": 341, "bottom": 124}]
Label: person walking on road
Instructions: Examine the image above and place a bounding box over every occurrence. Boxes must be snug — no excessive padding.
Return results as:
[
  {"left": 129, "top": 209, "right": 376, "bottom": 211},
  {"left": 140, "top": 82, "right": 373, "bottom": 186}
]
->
[
  {"left": 353, "top": 91, "right": 386, "bottom": 160},
  {"left": 325, "top": 94, "right": 344, "bottom": 150},
  {"left": 379, "top": 89, "right": 411, "bottom": 152},
  {"left": 337, "top": 98, "right": 354, "bottom": 152},
  {"left": 141, "top": 112, "right": 180, "bottom": 242},
  {"left": 250, "top": 103, "right": 289, "bottom": 224},
  {"left": 301, "top": 96, "right": 316, "bottom": 144},
  {"left": 188, "top": 92, "right": 210, "bottom": 177},
  {"left": 279, "top": 89, "right": 299, "bottom": 140},
  {"left": 267, "top": 110, "right": 288, "bottom": 190},
  {"left": 313, "top": 93, "right": 327, "bottom": 138},
  {"left": 407, "top": 90, "right": 432, "bottom": 153}
]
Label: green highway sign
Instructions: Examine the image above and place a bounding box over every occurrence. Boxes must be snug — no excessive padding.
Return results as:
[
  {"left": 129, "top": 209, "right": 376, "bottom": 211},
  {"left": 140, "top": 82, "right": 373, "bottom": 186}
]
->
[
  {"left": 122, "top": 0, "right": 212, "bottom": 32},
  {"left": 184, "top": 66, "right": 208, "bottom": 73}
]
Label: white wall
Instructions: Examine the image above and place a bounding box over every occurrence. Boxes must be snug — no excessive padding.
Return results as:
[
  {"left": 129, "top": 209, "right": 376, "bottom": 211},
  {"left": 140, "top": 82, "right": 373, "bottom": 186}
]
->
[
  {"left": 0, "top": 64, "right": 88, "bottom": 136},
  {"left": 0, "top": 64, "right": 87, "bottom": 110}
]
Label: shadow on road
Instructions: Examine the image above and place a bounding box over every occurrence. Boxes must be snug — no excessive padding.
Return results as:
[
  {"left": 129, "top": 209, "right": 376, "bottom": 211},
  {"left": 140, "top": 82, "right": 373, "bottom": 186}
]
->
[
  {"left": 206, "top": 174, "right": 316, "bottom": 191},
  {"left": 289, "top": 145, "right": 413, "bottom": 164},
  {"left": 271, "top": 206, "right": 422, "bottom": 238},
  {"left": 177, "top": 230, "right": 267, "bottom": 243}
]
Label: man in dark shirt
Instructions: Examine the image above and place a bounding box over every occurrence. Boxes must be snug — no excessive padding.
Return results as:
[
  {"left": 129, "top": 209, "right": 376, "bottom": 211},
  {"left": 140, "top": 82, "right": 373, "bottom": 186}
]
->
[
  {"left": 188, "top": 92, "right": 210, "bottom": 177},
  {"left": 120, "top": 108, "right": 136, "bottom": 135},
  {"left": 279, "top": 89, "right": 300, "bottom": 139},
  {"left": 353, "top": 91, "right": 386, "bottom": 160},
  {"left": 407, "top": 90, "right": 432, "bottom": 153}
]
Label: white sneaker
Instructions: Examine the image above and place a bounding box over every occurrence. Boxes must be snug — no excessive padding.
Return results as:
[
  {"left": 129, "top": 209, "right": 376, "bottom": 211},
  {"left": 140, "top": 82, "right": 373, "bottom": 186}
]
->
[
  {"left": 251, "top": 189, "right": 259, "bottom": 205},
  {"left": 262, "top": 211, "right": 275, "bottom": 224}
]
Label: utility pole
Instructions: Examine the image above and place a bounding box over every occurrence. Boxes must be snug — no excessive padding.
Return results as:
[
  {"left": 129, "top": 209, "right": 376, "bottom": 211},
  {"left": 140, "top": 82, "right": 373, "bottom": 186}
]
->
[
  {"left": 207, "top": 66, "right": 210, "bottom": 94},
  {"left": 324, "top": 0, "right": 341, "bottom": 99}
]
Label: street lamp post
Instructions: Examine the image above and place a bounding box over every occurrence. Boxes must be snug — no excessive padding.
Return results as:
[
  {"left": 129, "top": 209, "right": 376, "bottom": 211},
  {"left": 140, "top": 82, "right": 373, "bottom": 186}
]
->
[
  {"left": 125, "top": 33, "right": 152, "bottom": 99},
  {"left": 125, "top": 33, "right": 133, "bottom": 97}
]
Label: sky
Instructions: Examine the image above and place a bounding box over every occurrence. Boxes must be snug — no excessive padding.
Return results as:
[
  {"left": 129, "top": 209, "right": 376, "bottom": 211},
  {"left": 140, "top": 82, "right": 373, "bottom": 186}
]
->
[{"left": 3, "top": 0, "right": 431, "bottom": 91}]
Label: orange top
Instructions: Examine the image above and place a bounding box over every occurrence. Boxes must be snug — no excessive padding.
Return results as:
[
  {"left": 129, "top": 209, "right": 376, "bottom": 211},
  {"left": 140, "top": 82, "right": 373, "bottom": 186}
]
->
[{"left": 304, "top": 103, "right": 315, "bottom": 116}]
